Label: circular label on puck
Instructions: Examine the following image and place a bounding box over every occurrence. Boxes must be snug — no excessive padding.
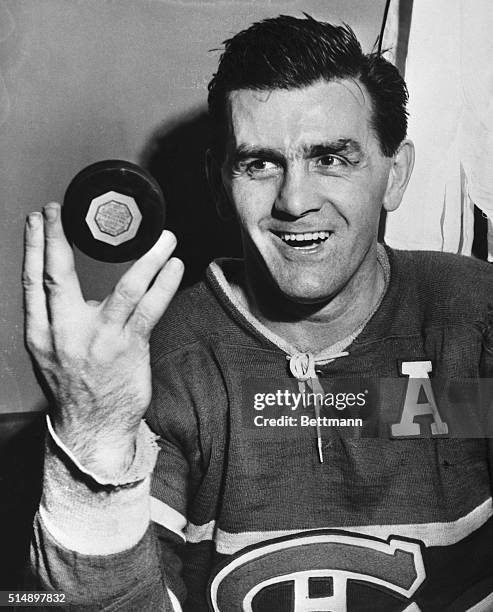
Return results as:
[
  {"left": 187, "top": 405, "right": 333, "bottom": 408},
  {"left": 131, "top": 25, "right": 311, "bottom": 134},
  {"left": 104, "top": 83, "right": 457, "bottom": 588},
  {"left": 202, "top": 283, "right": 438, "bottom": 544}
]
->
[{"left": 85, "top": 190, "right": 142, "bottom": 246}]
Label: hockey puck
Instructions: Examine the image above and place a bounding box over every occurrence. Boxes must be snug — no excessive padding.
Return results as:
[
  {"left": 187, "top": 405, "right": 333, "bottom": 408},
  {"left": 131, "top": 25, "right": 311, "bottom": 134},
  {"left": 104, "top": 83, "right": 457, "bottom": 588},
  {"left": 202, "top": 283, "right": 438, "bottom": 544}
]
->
[{"left": 62, "top": 160, "right": 166, "bottom": 262}]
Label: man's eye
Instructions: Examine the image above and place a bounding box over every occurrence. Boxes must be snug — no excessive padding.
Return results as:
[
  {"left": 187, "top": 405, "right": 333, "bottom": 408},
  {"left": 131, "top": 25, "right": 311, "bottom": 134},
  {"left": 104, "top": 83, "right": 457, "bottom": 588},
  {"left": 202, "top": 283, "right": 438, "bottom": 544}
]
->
[
  {"left": 245, "top": 160, "right": 281, "bottom": 177},
  {"left": 316, "top": 155, "right": 346, "bottom": 168}
]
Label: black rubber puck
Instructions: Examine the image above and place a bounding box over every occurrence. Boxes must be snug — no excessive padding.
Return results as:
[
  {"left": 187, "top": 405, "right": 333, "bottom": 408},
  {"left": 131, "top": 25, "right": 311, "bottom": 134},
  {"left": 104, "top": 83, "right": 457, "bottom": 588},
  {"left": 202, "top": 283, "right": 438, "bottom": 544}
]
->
[{"left": 62, "top": 160, "right": 166, "bottom": 263}]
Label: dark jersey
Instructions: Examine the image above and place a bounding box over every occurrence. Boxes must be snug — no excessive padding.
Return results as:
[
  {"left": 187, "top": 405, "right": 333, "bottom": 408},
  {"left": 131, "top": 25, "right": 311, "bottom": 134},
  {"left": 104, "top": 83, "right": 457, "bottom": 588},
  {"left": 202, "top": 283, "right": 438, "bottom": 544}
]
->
[
  {"left": 145, "top": 247, "right": 493, "bottom": 611},
  {"left": 30, "top": 247, "right": 493, "bottom": 611}
]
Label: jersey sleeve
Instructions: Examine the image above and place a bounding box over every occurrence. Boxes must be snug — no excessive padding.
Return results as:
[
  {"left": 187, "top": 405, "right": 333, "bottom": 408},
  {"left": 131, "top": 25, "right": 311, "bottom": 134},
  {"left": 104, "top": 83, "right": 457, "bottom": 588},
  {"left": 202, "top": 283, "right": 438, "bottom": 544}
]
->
[
  {"left": 26, "top": 398, "right": 198, "bottom": 611},
  {"left": 145, "top": 347, "right": 210, "bottom": 607},
  {"left": 27, "top": 423, "right": 180, "bottom": 610},
  {"left": 30, "top": 515, "right": 176, "bottom": 611}
]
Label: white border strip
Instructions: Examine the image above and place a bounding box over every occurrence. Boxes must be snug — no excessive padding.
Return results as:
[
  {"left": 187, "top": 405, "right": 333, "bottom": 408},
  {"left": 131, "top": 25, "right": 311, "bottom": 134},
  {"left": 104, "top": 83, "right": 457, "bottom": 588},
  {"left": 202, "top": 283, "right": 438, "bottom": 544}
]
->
[
  {"left": 467, "top": 591, "right": 493, "bottom": 611},
  {"left": 167, "top": 588, "right": 183, "bottom": 612},
  {"left": 185, "top": 519, "right": 216, "bottom": 543},
  {"left": 180, "top": 497, "right": 492, "bottom": 555},
  {"left": 150, "top": 497, "right": 187, "bottom": 541}
]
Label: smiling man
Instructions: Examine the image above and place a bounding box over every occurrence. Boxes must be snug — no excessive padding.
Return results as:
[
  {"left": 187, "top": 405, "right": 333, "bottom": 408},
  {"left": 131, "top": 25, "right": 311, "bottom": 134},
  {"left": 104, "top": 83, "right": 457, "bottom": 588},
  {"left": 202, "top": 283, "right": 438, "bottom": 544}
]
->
[
  {"left": 25, "top": 14, "right": 493, "bottom": 612},
  {"left": 216, "top": 78, "right": 412, "bottom": 351}
]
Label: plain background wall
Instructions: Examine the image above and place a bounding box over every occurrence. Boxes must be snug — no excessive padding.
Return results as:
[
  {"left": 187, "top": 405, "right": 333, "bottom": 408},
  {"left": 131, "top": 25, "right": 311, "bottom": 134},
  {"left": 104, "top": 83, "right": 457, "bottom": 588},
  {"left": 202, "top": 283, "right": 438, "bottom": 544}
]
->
[{"left": 0, "top": 0, "right": 386, "bottom": 415}]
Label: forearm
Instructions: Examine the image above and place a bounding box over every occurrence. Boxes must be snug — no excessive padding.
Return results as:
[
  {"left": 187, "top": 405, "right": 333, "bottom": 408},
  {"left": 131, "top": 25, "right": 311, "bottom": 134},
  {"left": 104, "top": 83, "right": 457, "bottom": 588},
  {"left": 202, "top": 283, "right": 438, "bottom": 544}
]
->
[{"left": 30, "top": 516, "right": 171, "bottom": 611}]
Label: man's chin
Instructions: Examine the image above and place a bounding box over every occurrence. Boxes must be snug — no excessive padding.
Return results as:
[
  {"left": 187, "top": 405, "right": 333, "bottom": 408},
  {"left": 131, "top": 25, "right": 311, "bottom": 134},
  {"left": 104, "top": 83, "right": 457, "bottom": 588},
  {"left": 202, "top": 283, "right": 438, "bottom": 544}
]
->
[{"left": 275, "top": 279, "right": 338, "bottom": 306}]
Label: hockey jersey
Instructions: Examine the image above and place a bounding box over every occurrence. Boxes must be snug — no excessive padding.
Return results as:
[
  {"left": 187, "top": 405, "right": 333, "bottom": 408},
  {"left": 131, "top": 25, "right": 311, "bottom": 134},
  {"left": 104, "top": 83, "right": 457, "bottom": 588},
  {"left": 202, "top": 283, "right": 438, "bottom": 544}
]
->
[
  {"left": 144, "top": 247, "right": 493, "bottom": 611},
  {"left": 31, "top": 247, "right": 493, "bottom": 611}
]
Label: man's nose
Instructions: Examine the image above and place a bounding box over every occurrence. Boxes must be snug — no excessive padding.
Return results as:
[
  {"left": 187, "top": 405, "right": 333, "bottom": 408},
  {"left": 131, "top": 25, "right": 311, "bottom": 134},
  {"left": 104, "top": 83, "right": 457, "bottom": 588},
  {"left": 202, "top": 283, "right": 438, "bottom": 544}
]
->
[{"left": 274, "top": 168, "right": 322, "bottom": 218}]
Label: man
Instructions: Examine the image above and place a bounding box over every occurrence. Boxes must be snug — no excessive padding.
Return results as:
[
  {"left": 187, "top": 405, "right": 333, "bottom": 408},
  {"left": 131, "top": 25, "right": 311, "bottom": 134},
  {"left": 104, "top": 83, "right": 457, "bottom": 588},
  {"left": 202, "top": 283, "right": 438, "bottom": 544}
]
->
[{"left": 24, "top": 14, "right": 493, "bottom": 612}]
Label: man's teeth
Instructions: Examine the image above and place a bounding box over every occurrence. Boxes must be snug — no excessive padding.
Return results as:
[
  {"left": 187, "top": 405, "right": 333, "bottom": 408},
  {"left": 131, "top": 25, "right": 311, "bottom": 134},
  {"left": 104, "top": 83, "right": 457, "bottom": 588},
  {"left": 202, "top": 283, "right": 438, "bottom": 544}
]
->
[{"left": 279, "top": 231, "right": 331, "bottom": 244}]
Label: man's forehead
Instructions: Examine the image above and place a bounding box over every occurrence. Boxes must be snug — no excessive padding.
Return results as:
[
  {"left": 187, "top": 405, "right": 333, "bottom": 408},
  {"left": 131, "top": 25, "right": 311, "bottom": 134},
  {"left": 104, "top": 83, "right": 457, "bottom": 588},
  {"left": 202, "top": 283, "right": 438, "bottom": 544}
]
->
[{"left": 226, "top": 78, "right": 374, "bottom": 152}]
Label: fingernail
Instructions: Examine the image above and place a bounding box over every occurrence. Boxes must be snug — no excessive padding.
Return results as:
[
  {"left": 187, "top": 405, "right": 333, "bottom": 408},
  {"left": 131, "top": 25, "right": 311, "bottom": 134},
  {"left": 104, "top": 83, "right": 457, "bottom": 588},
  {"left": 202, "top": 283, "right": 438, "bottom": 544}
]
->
[
  {"left": 27, "top": 212, "right": 41, "bottom": 228},
  {"left": 162, "top": 230, "right": 177, "bottom": 245},
  {"left": 43, "top": 204, "right": 59, "bottom": 222},
  {"left": 168, "top": 257, "right": 184, "bottom": 271}
]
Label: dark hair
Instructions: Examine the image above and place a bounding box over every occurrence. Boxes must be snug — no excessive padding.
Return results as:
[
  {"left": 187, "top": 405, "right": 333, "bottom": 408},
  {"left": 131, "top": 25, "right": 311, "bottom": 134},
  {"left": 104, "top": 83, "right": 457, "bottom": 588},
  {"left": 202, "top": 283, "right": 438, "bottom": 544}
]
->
[{"left": 208, "top": 14, "right": 408, "bottom": 158}]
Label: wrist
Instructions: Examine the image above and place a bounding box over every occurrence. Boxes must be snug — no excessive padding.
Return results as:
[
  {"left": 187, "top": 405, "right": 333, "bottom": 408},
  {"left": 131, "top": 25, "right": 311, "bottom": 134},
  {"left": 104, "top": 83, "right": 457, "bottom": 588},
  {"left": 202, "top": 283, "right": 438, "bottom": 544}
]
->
[
  {"left": 81, "top": 438, "right": 137, "bottom": 479},
  {"left": 46, "top": 416, "right": 159, "bottom": 487}
]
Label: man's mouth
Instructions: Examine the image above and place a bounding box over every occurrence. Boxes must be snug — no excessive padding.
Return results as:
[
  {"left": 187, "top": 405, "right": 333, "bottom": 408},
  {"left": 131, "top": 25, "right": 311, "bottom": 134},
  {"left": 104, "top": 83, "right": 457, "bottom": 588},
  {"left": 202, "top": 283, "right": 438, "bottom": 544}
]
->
[{"left": 274, "top": 230, "right": 332, "bottom": 250}]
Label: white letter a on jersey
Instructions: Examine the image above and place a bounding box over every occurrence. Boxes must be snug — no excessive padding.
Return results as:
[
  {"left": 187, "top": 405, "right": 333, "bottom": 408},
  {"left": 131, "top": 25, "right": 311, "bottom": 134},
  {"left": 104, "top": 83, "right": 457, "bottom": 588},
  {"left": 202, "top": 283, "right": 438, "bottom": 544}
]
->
[{"left": 391, "top": 361, "right": 448, "bottom": 437}]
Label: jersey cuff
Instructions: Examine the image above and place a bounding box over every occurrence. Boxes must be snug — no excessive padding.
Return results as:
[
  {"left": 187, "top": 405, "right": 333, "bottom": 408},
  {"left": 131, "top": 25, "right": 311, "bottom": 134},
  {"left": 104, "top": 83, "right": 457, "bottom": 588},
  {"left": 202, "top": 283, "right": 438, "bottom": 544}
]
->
[
  {"left": 46, "top": 414, "right": 160, "bottom": 486},
  {"left": 39, "top": 417, "right": 160, "bottom": 554}
]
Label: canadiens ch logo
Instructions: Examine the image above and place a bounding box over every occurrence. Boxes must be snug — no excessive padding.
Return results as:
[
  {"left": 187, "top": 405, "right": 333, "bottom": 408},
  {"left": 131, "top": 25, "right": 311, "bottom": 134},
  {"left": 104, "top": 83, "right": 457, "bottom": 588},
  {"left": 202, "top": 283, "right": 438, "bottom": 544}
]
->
[{"left": 209, "top": 531, "right": 426, "bottom": 612}]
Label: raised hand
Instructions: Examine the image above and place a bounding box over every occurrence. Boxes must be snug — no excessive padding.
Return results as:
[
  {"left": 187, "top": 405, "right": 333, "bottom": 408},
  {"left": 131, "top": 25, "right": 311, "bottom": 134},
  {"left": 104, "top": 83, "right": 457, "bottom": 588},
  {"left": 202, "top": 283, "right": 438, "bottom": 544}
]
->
[{"left": 23, "top": 203, "right": 183, "bottom": 478}]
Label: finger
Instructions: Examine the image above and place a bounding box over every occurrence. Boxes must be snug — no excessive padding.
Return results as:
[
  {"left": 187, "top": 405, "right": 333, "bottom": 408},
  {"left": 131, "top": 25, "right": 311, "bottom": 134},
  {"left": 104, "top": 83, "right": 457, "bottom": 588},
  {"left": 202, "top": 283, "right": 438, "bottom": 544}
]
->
[
  {"left": 102, "top": 230, "right": 178, "bottom": 324},
  {"left": 23, "top": 212, "right": 50, "bottom": 350},
  {"left": 127, "top": 257, "right": 184, "bottom": 337},
  {"left": 43, "top": 203, "right": 84, "bottom": 315}
]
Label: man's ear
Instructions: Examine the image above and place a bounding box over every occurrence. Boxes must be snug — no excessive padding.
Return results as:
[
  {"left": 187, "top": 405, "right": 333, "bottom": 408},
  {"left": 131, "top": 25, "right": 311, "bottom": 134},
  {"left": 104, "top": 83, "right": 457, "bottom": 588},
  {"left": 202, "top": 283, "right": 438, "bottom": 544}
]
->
[
  {"left": 205, "top": 149, "right": 234, "bottom": 221},
  {"left": 382, "top": 139, "right": 415, "bottom": 212}
]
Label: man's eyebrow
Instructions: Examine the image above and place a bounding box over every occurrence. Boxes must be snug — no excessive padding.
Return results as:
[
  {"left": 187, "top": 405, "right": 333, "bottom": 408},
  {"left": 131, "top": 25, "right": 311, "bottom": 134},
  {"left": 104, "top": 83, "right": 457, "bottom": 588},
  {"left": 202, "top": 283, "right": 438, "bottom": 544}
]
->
[
  {"left": 305, "top": 139, "right": 363, "bottom": 157},
  {"left": 233, "top": 145, "right": 285, "bottom": 163},
  {"left": 232, "top": 139, "right": 363, "bottom": 162}
]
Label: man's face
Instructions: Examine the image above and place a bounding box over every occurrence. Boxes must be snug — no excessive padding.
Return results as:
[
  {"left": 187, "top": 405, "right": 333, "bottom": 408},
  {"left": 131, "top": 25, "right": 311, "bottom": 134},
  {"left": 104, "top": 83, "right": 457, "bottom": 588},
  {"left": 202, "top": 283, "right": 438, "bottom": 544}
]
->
[{"left": 220, "top": 78, "right": 395, "bottom": 304}]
